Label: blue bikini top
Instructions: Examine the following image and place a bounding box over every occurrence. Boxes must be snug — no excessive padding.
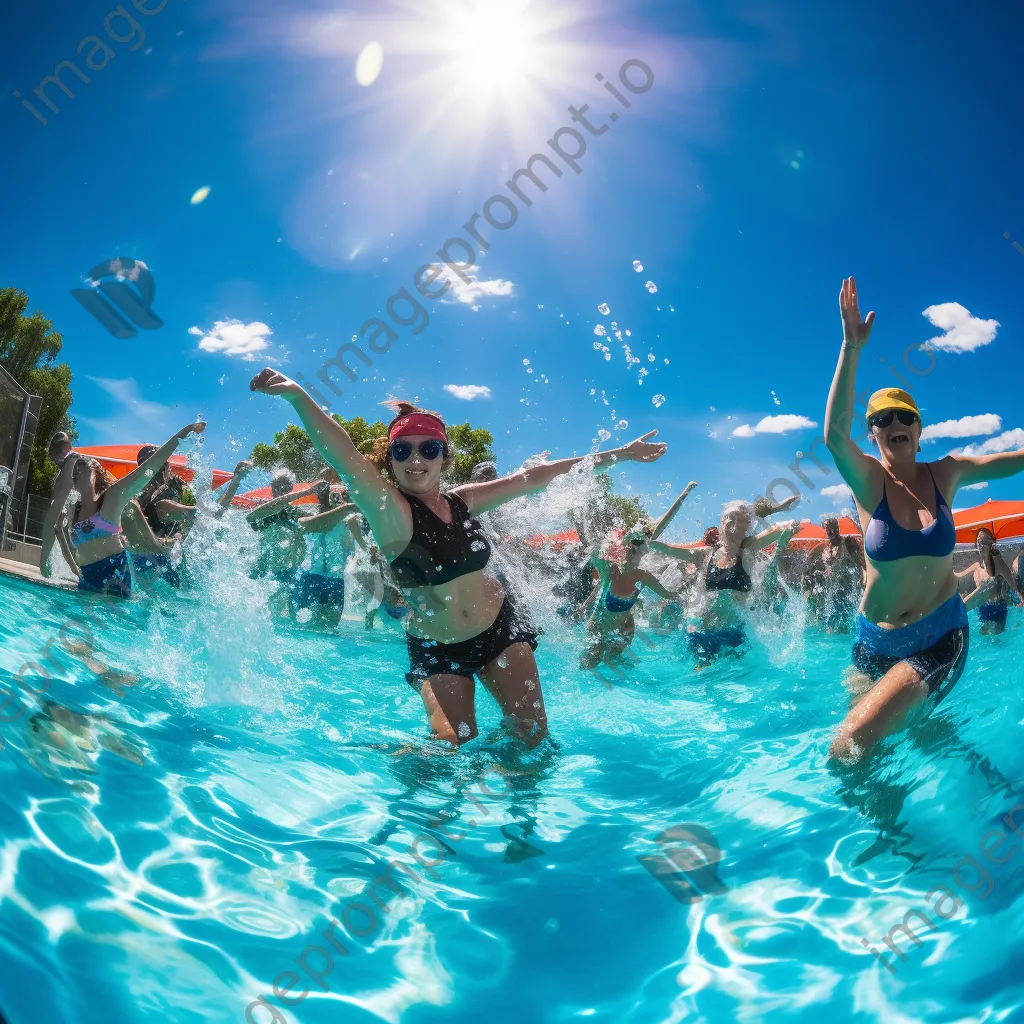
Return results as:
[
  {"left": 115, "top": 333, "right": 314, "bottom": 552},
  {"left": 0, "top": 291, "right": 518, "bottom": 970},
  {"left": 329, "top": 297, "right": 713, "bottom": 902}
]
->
[
  {"left": 603, "top": 586, "right": 639, "bottom": 613},
  {"left": 863, "top": 465, "right": 956, "bottom": 562}
]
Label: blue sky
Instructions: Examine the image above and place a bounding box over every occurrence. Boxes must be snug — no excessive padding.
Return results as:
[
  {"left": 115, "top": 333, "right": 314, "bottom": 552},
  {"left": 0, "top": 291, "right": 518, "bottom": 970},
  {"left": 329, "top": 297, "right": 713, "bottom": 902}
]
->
[{"left": 2, "top": 0, "right": 1023, "bottom": 539}]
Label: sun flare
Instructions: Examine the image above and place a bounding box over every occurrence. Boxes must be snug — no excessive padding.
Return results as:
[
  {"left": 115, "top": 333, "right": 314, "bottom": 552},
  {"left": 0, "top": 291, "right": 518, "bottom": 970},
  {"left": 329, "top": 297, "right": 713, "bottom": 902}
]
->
[{"left": 446, "top": 0, "right": 539, "bottom": 94}]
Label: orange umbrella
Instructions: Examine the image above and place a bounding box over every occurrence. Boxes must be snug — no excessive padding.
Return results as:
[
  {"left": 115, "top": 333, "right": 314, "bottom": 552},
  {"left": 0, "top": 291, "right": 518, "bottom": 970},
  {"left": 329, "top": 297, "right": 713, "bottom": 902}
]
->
[
  {"left": 231, "top": 482, "right": 345, "bottom": 511},
  {"left": 211, "top": 468, "right": 235, "bottom": 490},
  {"left": 75, "top": 444, "right": 197, "bottom": 484},
  {"left": 788, "top": 516, "right": 861, "bottom": 545},
  {"left": 954, "top": 499, "right": 1024, "bottom": 543},
  {"left": 522, "top": 529, "right": 581, "bottom": 551}
]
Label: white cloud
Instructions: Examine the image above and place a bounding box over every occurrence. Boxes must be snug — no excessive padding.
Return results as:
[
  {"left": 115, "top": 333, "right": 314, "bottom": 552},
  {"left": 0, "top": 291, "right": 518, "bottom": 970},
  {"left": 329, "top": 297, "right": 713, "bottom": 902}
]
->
[
  {"left": 958, "top": 428, "right": 1024, "bottom": 457},
  {"left": 921, "top": 413, "right": 1001, "bottom": 442},
  {"left": 189, "top": 319, "right": 272, "bottom": 359},
  {"left": 960, "top": 482, "right": 989, "bottom": 491},
  {"left": 821, "top": 484, "right": 853, "bottom": 504},
  {"left": 444, "top": 384, "right": 492, "bottom": 401},
  {"left": 921, "top": 303, "right": 999, "bottom": 353},
  {"left": 732, "top": 414, "right": 817, "bottom": 438},
  {"left": 446, "top": 278, "right": 515, "bottom": 311}
]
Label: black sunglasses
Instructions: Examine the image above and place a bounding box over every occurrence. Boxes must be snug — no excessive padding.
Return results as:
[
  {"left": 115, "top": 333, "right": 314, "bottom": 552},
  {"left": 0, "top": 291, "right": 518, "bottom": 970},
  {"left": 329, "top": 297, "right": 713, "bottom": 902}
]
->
[
  {"left": 390, "top": 439, "right": 447, "bottom": 463},
  {"left": 868, "top": 409, "right": 919, "bottom": 430}
]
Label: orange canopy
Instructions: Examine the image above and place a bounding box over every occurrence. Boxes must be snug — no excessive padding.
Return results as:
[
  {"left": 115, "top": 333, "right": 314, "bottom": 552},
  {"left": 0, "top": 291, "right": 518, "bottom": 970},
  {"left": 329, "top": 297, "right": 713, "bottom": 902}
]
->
[
  {"left": 954, "top": 499, "right": 1024, "bottom": 543},
  {"left": 75, "top": 444, "right": 197, "bottom": 484},
  {"left": 789, "top": 517, "right": 862, "bottom": 547},
  {"left": 231, "top": 482, "right": 346, "bottom": 510}
]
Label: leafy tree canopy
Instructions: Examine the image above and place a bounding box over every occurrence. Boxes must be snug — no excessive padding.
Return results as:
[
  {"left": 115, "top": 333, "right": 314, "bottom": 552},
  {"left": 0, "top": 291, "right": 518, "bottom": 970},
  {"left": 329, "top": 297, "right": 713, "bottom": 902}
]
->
[
  {"left": 0, "top": 287, "right": 76, "bottom": 496},
  {"left": 251, "top": 415, "right": 495, "bottom": 487}
]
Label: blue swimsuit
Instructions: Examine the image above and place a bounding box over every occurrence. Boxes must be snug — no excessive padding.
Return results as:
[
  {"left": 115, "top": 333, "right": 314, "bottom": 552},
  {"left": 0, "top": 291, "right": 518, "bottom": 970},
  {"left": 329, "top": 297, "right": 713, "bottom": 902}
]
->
[{"left": 854, "top": 466, "right": 967, "bottom": 698}]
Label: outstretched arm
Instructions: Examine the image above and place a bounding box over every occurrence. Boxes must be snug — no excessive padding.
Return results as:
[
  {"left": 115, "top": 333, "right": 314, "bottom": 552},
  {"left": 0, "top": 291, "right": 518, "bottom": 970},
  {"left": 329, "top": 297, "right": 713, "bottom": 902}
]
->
[
  {"left": 946, "top": 450, "right": 1024, "bottom": 495},
  {"left": 298, "top": 502, "right": 360, "bottom": 534},
  {"left": 453, "top": 432, "right": 668, "bottom": 516},
  {"left": 103, "top": 423, "right": 206, "bottom": 522},
  {"left": 745, "top": 520, "right": 800, "bottom": 554},
  {"left": 246, "top": 484, "right": 319, "bottom": 525},
  {"left": 963, "top": 575, "right": 999, "bottom": 610},
  {"left": 250, "top": 369, "right": 410, "bottom": 548},
  {"left": 648, "top": 540, "right": 707, "bottom": 566},
  {"left": 650, "top": 481, "right": 698, "bottom": 540},
  {"left": 825, "top": 277, "right": 881, "bottom": 509}
]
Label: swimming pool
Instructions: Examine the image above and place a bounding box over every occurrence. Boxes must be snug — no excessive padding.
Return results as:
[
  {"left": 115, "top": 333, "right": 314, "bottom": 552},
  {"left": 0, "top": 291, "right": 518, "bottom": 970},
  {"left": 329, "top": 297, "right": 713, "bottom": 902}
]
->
[{"left": 2, "top": 561, "right": 1024, "bottom": 1024}]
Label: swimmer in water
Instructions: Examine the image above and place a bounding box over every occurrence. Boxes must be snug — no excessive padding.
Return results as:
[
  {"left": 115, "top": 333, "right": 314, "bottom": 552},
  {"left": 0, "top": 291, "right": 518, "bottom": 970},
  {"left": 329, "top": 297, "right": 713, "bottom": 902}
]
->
[
  {"left": 128, "top": 444, "right": 198, "bottom": 587},
  {"left": 66, "top": 421, "right": 205, "bottom": 596},
  {"left": 294, "top": 480, "right": 360, "bottom": 629},
  {"left": 957, "top": 528, "right": 1018, "bottom": 635},
  {"left": 803, "top": 516, "right": 865, "bottom": 633},
  {"left": 579, "top": 483, "right": 698, "bottom": 672},
  {"left": 825, "top": 276, "right": 1024, "bottom": 762},
  {"left": 247, "top": 469, "right": 320, "bottom": 621},
  {"left": 249, "top": 367, "right": 667, "bottom": 747},
  {"left": 649, "top": 502, "right": 796, "bottom": 667}
]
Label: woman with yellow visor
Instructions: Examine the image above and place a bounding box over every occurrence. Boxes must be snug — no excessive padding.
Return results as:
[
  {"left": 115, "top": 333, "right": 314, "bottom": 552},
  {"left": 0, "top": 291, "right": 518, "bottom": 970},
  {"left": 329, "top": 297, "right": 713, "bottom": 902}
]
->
[{"left": 824, "top": 277, "right": 1024, "bottom": 762}]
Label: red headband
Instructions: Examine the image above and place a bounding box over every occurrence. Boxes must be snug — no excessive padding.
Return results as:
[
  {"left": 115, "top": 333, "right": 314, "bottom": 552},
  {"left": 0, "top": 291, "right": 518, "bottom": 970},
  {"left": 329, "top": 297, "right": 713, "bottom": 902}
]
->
[{"left": 388, "top": 413, "right": 448, "bottom": 445}]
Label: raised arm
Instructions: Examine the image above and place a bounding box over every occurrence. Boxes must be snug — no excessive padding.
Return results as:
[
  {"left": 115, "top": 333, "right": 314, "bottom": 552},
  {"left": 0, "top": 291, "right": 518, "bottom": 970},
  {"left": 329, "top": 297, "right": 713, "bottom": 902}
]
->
[
  {"left": 963, "top": 574, "right": 999, "bottom": 611},
  {"left": 123, "top": 501, "right": 174, "bottom": 553},
  {"left": 40, "top": 456, "right": 78, "bottom": 577},
  {"left": 825, "top": 278, "right": 882, "bottom": 509},
  {"left": 103, "top": 423, "right": 206, "bottom": 521},
  {"left": 454, "top": 431, "right": 668, "bottom": 516},
  {"left": 637, "top": 569, "right": 678, "bottom": 601},
  {"left": 250, "top": 369, "right": 409, "bottom": 547},
  {"left": 216, "top": 461, "right": 254, "bottom": 512}
]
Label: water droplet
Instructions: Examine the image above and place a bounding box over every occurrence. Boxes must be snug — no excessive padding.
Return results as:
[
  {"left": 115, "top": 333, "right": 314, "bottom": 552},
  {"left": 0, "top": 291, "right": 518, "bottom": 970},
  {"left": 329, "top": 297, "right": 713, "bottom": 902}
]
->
[
  {"left": 647, "top": 353, "right": 655, "bottom": 362},
  {"left": 594, "top": 325, "right": 606, "bottom": 336},
  {"left": 616, "top": 420, "right": 628, "bottom": 430},
  {"left": 603, "top": 352, "right": 611, "bottom": 360},
  {"left": 652, "top": 394, "right": 666, "bottom": 408},
  {"left": 598, "top": 429, "right": 612, "bottom": 441},
  {"left": 593, "top": 342, "right": 602, "bottom": 350},
  {"left": 597, "top": 303, "right": 610, "bottom": 315},
  {"left": 543, "top": 915, "right": 558, "bottom": 934},
  {"left": 645, "top": 281, "right": 658, "bottom": 294},
  {"left": 497, "top": 654, "right": 509, "bottom": 668},
  {"left": 457, "top": 722, "right": 472, "bottom": 739},
  {"left": 523, "top": 358, "right": 530, "bottom": 366},
  {"left": 633, "top": 260, "right": 643, "bottom": 272},
  {"left": 710, "top": 405, "right": 716, "bottom": 412}
]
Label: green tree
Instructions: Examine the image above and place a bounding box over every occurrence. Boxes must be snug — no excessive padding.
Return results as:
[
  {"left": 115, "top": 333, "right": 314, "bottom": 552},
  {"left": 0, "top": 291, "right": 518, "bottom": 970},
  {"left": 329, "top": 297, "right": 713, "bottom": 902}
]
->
[
  {"left": 596, "top": 473, "right": 649, "bottom": 529},
  {"left": 0, "top": 287, "right": 76, "bottom": 496},
  {"left": 250, "top": 415, "right": 494, "bottom": 486}
]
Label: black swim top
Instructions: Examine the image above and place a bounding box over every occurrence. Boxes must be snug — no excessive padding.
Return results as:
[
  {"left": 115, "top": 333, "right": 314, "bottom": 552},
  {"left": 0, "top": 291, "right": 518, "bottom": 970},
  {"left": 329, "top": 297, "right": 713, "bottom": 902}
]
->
[
  {"left": 705, "top": 549, "right": 752, "bottom": 593},
  {"left": 251, "top": 508, "right": 300, "bottom": 533},
  {"left": 389, "top": 493, "right": 492, "bottom": 588}
]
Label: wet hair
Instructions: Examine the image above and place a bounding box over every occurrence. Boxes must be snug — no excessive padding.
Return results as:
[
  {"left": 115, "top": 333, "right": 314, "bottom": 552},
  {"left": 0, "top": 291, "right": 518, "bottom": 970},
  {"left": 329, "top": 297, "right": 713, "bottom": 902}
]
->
[
  {"left": 72, "top": 458, "right": 112, "bottom": 521},
  {"left": 977, "top": 528, "right": 994, "bottom": 546},
  {"left": 722, "top": 500, "right": 754, "bottom": 527},
  {"left": 702, "top": 526, "right": 720, "bottom": 547},
  {"left": 270, "top": 468, "right": 296, "bottom": 497},
  {"left": 49, "top": 432, "right": 71, "bottom": 458},
  {"left": 368, "top": 399, "right": 454, "bottom": 482},
  {"left": 823, "top": 516, "right": 841, "bottom": 543}
]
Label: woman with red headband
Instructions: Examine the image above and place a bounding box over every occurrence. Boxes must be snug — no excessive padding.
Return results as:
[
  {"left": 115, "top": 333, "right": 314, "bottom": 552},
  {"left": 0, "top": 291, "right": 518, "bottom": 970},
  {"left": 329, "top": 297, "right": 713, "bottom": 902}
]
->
[
  {"left": 825, "top": 277, "right": 1024, "bottom": 762},
  {"left": 249, "top": 368, "right": 667, "bottom": 748}
]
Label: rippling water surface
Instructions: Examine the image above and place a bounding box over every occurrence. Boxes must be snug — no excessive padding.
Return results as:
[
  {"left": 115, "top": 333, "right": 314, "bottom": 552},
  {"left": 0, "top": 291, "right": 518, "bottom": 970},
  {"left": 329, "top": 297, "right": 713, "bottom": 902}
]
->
[{"left": 3, "top": 558, "right": 1024, "bottom": 1024}]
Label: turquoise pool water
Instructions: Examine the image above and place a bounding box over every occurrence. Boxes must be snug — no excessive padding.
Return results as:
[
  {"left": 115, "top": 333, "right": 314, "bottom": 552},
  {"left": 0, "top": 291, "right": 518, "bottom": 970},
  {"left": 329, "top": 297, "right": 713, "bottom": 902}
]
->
[{"left": 2, "top": 555, "right": 1024, "bottom": 1024}]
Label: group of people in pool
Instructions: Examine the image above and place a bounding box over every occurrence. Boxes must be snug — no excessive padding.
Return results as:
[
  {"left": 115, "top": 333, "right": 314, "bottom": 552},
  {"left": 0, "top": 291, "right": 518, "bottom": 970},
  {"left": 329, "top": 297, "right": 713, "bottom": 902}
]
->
[{"left": 36, "top": 277, "right": 1024, "bottom": 764}]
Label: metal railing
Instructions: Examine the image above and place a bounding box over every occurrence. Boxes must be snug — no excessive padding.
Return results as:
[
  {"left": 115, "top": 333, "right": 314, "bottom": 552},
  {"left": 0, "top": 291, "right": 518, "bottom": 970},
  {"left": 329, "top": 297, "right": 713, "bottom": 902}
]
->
[{"left": 3, "top": 493, "right": 44, "bottom": 546}]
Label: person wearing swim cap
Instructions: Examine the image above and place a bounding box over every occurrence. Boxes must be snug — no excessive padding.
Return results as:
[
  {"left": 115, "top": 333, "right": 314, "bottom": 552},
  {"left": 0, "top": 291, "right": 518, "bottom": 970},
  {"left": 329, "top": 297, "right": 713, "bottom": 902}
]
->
[
  {"left": 249, "top": 367, "right": 667, "bottom": 748},
  {"left": 825, "top": 276, "right": 1024, "bottom": 761}
]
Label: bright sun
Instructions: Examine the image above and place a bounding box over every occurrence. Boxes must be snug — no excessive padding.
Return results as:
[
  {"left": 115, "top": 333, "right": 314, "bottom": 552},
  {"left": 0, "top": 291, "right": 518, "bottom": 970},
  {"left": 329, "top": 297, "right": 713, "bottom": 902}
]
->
[{"left": 447, "top": 0, "right": 537, "bottom": 92}]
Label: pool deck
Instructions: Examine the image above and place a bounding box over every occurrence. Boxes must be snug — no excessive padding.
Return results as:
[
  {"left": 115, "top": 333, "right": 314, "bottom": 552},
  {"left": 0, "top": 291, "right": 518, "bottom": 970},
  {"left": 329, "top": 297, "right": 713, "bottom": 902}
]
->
[{"left": 0, "top": 556, "right": 76, "bottom": 590}]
